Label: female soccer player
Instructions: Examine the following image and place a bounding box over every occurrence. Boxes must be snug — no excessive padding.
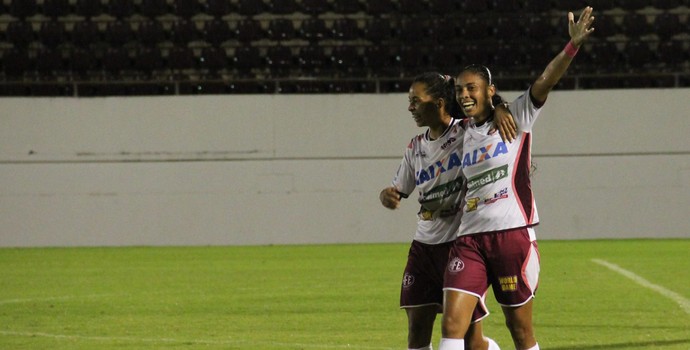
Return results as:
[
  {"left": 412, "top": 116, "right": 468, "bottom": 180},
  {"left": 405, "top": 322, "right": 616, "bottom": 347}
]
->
[
  {"left": 380, "top": 72, "right": 515, "bottom": 350},
  {"left": 438, "top": 7, "right": 596, "bottom": 350}
]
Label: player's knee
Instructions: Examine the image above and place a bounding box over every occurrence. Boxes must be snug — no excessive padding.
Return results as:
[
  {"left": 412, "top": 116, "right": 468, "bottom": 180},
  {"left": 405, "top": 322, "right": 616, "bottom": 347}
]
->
[
  {"left": 504, "top": 319, "right": 533, "bottom": 347},
  {"left": 441, "top": 312, "right": 466, "bottom": 337}
]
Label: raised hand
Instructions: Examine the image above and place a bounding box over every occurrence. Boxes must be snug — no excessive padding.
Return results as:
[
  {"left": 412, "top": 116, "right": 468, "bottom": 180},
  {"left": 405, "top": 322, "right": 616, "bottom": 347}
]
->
[{"left": 569, "top": 6, "right": 595, "bottom": 46}]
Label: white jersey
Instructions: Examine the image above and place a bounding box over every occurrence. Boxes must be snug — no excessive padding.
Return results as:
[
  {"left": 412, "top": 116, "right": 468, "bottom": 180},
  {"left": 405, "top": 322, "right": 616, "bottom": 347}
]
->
[
  {"left": 392, "top": 118, "right": 466, "bottom": 244},
  {"left": 458, "top": 88, "right": 542, "bottom": 236}
]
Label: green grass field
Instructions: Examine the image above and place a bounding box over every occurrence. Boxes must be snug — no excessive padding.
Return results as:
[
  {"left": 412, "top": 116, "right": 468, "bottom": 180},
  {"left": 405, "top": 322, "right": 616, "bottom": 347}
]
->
[{"left": 1, "top": 239, "right": 689, "bottom": 349}]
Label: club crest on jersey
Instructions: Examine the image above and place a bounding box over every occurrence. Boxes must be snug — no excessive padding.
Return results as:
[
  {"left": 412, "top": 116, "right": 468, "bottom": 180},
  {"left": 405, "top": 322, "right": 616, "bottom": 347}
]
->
[
  {"left": 462, "top": 141, "right": 509, "bottom": 169},
  {"left": 416, "top": 152, "right": 462, "bottom": 185},
  {"left": 448, "top": 257, "right": 465, "bottom": 273},
  {"left": 402, "top": 273, "right": 415, "bottom": 288}
]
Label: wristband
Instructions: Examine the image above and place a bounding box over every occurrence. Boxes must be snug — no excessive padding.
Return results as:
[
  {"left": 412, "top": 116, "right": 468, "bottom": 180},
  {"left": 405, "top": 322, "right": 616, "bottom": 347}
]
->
[{"left": 564, "top": 41, "right": 579, "bottom": 58}]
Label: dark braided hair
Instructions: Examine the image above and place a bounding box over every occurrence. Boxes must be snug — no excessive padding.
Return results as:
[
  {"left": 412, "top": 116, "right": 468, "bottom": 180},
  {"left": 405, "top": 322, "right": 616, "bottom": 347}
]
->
[
  {"left": 412, "top": 72, "right": 462, "bottom": 120},
  {"left": 460, "top": 64, "right": 506, "bottom": 107}
]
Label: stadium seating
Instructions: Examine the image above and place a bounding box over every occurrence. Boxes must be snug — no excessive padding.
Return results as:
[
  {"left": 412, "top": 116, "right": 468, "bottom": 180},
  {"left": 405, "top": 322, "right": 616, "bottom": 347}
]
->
[{"left": 0, "top": 0, "right": 687, "bottom": 95}]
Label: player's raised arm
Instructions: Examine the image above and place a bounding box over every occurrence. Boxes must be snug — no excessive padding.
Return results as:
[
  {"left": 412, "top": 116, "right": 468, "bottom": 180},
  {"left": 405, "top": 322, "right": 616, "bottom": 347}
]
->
[{"left": 531, "top": 6, "right": 595, "bottom": 105}]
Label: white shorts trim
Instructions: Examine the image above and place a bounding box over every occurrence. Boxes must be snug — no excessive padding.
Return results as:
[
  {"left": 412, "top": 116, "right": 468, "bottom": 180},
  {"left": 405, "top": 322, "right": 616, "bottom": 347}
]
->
[
  {"left": 442, "top": 288, "right": 491, "bottom": 323},
  {"left": 400, "top": 302, "right": 441, "bottom": 309}
]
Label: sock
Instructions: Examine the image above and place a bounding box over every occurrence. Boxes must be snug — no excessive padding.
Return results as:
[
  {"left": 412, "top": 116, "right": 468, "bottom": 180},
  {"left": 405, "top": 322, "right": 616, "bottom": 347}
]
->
[
  {"left": 523, "top": 343, "right": 539, "bottom": 350},
  {"left": 485, "top": 337, "right": 500, "bottom": 350},
  {"left": 439, "top": 338, "right": 464, "bottom": 350},
  {"left": 408, "top": 344, "right": 432, "bottom": 350}
]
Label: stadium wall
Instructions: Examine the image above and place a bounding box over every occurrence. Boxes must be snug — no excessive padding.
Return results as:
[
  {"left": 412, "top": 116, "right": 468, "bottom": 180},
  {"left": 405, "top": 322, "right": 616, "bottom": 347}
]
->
[{"left": 1, "top": 89, "right": 688, "bottom": 247}]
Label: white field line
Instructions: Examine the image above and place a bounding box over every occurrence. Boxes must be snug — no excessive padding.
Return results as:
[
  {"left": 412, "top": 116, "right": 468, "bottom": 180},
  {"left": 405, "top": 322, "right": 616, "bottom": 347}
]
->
[
  {"left": 0, "top": 330, "right": 396, "bottom": 349},
  {"left": 592, "top": 258, "right": 690, "bottom": 315}
]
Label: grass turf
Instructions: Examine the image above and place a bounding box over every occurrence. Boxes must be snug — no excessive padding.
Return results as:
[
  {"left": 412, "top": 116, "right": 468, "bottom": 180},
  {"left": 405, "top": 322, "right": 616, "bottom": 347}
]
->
[{"left": 0, "top": 239, "right": 688, "bottom": 349}]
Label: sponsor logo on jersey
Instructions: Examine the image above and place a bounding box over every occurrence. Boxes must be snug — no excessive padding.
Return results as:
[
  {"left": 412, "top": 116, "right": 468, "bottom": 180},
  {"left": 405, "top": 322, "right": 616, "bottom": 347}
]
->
[
  {"left": 466, "top": 165, "right": 509, "bottom": 193},
  {"left": 499, "top": 275, "right": 518, "bottom": 292},
  {"left": 419, "top": 178, "right": 463, "bottom": 204},
  {"left": 484, "top": 187, "right": 509, "bottom": 205},
  {"left": 466, "top": 197, "right": 480, "bottom": 212},
  {"left": 440, "top": 137, "right": 457, "bottom": 150},
  {"left": 448, "top": 257, "right": 465, "bottom": 273},
  {"left": 402, "top": 273, "right": 415, "bottom": 288},
  {"left": 462, "top": 141, "right": 509, "bottom": 169},
  {"left": 416, "top": 152, "right": 462, "bottom": 185}
]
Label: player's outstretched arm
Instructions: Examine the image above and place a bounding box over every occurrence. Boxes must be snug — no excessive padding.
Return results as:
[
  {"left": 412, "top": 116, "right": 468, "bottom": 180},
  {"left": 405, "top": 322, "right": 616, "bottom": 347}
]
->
[{"left": 531, "top": 6, "right": 595, "bottom": 104}]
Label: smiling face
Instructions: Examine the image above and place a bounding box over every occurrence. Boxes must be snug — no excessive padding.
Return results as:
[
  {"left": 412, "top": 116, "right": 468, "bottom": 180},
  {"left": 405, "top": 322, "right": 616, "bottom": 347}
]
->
[
  {"left": 455, "top": 70, "right": 496, "bottom": 123},
  {"left": 408, "top": 82, "right": 442, "bottom": 128}
]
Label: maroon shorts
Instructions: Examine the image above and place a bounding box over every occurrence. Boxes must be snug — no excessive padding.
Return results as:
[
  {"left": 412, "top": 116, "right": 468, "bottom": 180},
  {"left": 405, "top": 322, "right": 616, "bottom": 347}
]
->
[
  {"left": 444, "top": 227, "right": 540, "bottom": 307},
  {"left": 401, "top": 240, "right": 489, "bottom": 321}
]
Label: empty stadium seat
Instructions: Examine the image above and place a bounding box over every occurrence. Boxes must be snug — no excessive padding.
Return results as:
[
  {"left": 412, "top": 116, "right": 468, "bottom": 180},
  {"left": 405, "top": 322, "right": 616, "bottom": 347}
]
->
[
  {"left": 300, "top": 0, "right": 330, "bottom": 15},
  {"left": 235, "top": 20, "right": 264, "bottom": 43},
  {"left": 134, "top": 47, "right": 164, "bottom": 76},
  {"left": 266, "top": 19, "right": 296, "bottom": 41},
  {"left": 622, "top": 40, "right": 655, "bottom": 70},
  {"left": 652, "top": 0, "right": 681, "bottom": 10},
  {"left": 399, "top": 19, "right": 428, "bottom": 43},
  {"left": 459, "top": 16, "right": 490, "bottom": 39},
  {"left": 237, "top": 0, "right": 266, "bottom": 16},
  {"left": 428, "top": 18, "right": 458, "bottom": 45},
  {"left": 102, "top": 47, "right": 133, "bottom": 77},
  {"left": 71, "top": 20, "right": 100, "bottom": 48},
  {"left": 137, "top": 20, "right": 166, "bottom": 47},
  {"left": 491, "top": 0, "right": 521, "bottom": 12},
  {"left": 232, "top": 46, "right": 261, "bottom": 72},
  {"left": 9, "top": 0, "right": 38, "bottom": 19},
  {"left": 656, "top": 40, "right": 687, "bottom": 70},
  {"left": 330, "top": 18, "right": 360, "bottom": 41},
  {"left": 68, "top": 48, "right": 97, "bottom": 78},
  {"left": 268, "top": 0, "right": 299, "bottom": 15},
  {"left": 621, "top": 13, "right": 652, "bottom": 38},
  {"left": 398, "top": 0, "right": 428, "bottom": 14},
  {"left": 104, "top": 20, "right": 133, "bottom": 46},
  {"left": 170, "top": 19, "right": 199, "bottom": 45},
  {"left": 331, "top": 0, "right": 362, "bottom": 14},
  {"left": 299, "top": 18, "right": 329, "bottom": 42},
  {"left": 493, "top": 16, "right": 523, "bottom": 42},
  {"left": 428, "top": 0, "right": 459, "bottom": 14},
  {"left": 328, "top": 45, "right": 361, "bottom": 74},
  {"left": 42, "top": 0, "right": 70, "bottom": 18},
  {"left": 462, "top": 0, "right": 489, "bottom": 13},
  {"left": 38, "top": 20, "right": 65, "bottom": 49},
  {"left": 363, "top": 18, "right": 393, "bottom": 43},
  {"left": 199, "top": 47, "right": 228, "bottom": 73},
  {"left": 297, "top": 46, "right": 329, "bottom": 72},
  {"left": 139, "top": 0, "right": 169, "bottom": 18},
  {"left": 264, "top": 45, "right": 294, "bottom": 76},
  {"left": 205, "top": 0, "right": 231, "bottom": 17},
  {"left": 2, "top": 48, "right": 32, "bottom": 79},
  {"left": 362, "top": 45, "right": 392, "bottom": 73},
  {"left": 365, "top": 0, "right": 396, "bottom": 15},
  {"left": 75, "top": 0, "right": 103, "bottom": 18},
  {"left": 173, "top": 0, "right": 201, "bottom": 18},
  {"left": 36, "top": 49, "right": 65, "bottom": 79},
  {"left": 652, "top": 12, "right": 683, "bottom": 39},
  {"left": 6, "top": 21, "right": 35, "bottom": 49},
  {"left": 203, "top": 18, "right": 232, "bottom": 46},
  {"left": 167, "top": 47, "right": 197, "bottom": 71},
  {"left": 108, "top": 0, "right": 135, "bottom": 19}
]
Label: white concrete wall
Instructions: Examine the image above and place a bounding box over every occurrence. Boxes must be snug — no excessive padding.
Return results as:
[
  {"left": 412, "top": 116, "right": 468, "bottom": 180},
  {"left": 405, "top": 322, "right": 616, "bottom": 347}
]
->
[{"left": 1, "top": 89, "right": 688, "bottom": 247}]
